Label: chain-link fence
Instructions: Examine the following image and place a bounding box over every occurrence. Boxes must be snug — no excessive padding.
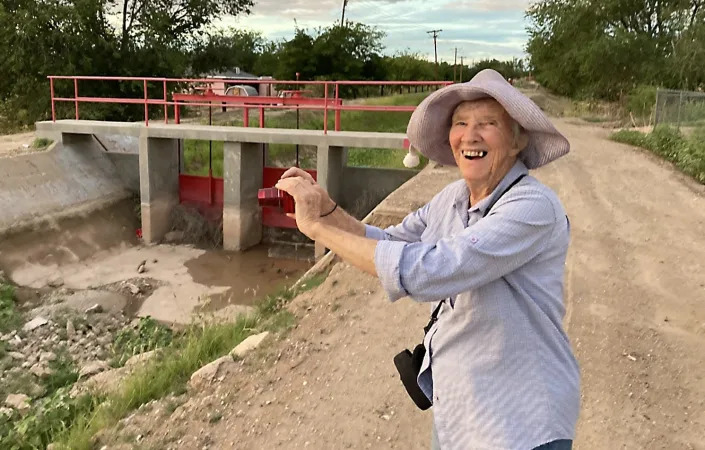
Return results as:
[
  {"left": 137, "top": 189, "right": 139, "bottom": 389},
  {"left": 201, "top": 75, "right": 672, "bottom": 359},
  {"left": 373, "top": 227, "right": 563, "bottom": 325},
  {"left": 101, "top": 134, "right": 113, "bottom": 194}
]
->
[{"left": 654, "top": 88, "right": 705, "bottom": 129}]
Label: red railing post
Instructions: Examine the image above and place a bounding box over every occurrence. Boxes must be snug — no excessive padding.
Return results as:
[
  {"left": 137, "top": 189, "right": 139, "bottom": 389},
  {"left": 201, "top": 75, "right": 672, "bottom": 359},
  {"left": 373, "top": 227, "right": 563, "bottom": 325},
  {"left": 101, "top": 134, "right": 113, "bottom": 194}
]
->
[
  {"left": 243, "top": 106, "right": 249, "bottom": 127},
  {"left": 50, "top": 78, "right": 56, "bottom": 122},
  {"left": 323, "top": 82, "right": 328, "bottom": 134},
  {"left": 259, "top": 106, "right": 264, "bottom": 128},
  {"left": 334, "top": 83, "right": 341, "bottom": 131},
  {"left": 163, "top": 80, "right": 168, "bottom": 124},
  {"left": 143, "top": 79, "right": 149, "bottom": 126},
  {"left": 73, "top": 79, "right": 79, "bottom": 120}
]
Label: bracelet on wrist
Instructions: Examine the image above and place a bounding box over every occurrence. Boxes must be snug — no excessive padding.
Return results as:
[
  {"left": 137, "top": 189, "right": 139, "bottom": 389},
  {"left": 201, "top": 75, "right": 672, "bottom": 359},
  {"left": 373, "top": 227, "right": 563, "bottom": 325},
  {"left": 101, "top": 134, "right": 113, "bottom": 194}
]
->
[{"left": 320, "top": 203, "right": 338, "bottom": 217}]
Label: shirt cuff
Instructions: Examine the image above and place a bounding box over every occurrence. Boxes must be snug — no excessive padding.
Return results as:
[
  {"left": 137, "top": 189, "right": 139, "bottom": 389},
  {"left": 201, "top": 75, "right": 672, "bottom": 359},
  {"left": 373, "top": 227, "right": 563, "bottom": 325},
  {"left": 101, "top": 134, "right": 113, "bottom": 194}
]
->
[
  {"left": 374, "top": 240, "right": 409, "bottom": 302},
  {"left": 364, "top": 224, "right": 388, "bottom": 240}
]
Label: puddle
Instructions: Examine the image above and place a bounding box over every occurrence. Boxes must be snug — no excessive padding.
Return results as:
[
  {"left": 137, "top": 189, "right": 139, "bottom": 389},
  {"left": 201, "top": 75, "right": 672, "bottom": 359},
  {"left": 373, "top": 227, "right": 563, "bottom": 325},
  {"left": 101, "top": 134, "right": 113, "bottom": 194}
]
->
[{"left": 186, "top": 246, "right": 310, "bottom": 312}]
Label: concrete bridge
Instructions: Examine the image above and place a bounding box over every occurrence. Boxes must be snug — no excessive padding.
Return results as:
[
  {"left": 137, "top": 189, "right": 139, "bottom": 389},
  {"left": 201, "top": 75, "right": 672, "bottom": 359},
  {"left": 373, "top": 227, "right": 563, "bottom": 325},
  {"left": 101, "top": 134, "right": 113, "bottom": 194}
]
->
[{"left": 35, "top": 120, "right": 415, "bottom": 256}]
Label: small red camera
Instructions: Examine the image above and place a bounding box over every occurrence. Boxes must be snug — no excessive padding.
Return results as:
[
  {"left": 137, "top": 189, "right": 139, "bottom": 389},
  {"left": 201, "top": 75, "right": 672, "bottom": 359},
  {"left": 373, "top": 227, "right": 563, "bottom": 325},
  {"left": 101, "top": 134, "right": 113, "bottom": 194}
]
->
[{"left": 257, "top": 188, "right": 295, "bottom": 214}]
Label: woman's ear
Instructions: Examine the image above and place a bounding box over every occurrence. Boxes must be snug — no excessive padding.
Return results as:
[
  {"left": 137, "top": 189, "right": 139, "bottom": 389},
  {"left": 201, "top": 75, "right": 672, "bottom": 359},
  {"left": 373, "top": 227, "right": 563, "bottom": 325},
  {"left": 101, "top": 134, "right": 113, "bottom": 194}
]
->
[{"left": 513, "top": 131, "right": 529, "bottom": 155}]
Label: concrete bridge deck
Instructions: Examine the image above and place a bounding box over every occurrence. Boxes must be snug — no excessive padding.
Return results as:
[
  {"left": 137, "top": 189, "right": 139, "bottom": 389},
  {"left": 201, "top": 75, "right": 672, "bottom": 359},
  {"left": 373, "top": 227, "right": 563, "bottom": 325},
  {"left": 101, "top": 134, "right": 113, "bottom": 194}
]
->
[{"left": 35, "top": 120, "right": 409, "bottom": 149}]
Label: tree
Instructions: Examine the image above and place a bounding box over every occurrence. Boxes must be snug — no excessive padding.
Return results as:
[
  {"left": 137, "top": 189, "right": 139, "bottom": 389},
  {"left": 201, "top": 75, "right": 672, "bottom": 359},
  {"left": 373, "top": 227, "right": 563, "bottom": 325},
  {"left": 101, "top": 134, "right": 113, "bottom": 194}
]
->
[
  {"left": 112, "top": 0, "right": 254, "bottom": 52},
  {"left": 526, "top": 0, "right": 705, "bottom": 98},
  {"left": 0, "top": 0, "right": 255, "bottom": 128},
  {"left": 191, "top": 28, "right": 267, "bottom": 75}
]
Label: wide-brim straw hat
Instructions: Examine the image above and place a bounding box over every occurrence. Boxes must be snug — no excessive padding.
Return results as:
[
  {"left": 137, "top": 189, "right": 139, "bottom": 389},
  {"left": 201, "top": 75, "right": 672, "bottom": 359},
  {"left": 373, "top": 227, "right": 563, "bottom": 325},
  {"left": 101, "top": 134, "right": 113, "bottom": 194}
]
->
[{"left": 406, "top": 69, "right": 569, "bottom": 169}]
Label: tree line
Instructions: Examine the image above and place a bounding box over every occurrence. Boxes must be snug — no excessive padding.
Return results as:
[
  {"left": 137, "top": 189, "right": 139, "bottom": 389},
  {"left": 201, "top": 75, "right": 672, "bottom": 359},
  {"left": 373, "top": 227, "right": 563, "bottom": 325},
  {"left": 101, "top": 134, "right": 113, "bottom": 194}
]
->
[
  {"left": 526, "top": 0, "right": 705, "bottom": 101},
  {"left": 0, "top": 0, "right": 527, "bottom": 130}
]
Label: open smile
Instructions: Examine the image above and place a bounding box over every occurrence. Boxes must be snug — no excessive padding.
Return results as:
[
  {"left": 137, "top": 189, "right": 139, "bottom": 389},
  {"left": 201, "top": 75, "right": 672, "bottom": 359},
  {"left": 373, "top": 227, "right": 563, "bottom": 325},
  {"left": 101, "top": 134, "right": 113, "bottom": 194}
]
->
[{"left": 461, "top": 150, "right": 488, "bottom": 160}]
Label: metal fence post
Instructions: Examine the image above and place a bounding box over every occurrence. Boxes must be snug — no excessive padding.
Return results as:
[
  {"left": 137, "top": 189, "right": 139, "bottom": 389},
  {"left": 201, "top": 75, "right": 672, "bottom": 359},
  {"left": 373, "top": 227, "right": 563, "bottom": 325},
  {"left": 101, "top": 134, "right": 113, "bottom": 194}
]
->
[
  {"left": 654, "top": 89, "right": 660, "bottom": 126},
  {"left": 676, "top": 90, "right": 684, "bottom": 130}
]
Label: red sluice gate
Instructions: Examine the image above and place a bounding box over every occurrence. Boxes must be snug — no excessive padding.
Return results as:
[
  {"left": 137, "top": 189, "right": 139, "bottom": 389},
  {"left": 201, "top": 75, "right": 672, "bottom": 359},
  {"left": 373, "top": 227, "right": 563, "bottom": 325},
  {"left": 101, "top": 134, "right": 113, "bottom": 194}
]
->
[{"left": 178, "top": 168, "right": 317, "bottom": 228}]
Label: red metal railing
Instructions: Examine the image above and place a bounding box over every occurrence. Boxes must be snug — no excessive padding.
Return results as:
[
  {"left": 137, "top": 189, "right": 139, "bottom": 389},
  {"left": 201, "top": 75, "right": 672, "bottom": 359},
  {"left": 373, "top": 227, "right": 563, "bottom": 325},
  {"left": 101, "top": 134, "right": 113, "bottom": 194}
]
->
[{"left": 47, "top": 76, "right": 452, "bottom": 133}]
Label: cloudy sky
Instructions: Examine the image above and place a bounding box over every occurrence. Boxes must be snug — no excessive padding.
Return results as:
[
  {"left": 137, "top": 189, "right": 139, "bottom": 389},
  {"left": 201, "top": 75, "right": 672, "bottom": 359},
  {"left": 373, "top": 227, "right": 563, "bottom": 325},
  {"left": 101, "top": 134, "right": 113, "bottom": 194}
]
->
[{"left": 216, "top": 0, "right": 531, "bottom": 64}]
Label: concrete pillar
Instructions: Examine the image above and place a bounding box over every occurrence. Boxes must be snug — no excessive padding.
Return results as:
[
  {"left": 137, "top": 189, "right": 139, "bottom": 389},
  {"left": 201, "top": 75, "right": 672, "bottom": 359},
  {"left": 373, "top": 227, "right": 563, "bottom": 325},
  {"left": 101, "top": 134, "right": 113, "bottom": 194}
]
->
[
  {"left": 316, "top": 144, "right": 345, "bottom": 204},
  {"left": 315, "top": 144, "right": 346, "bottom": 259},
  {"left": 223, "top": 141, "right": 263, "bottom": 251},
  {"left": 139, "top": 137, "right": 179, "bottom": 244}
]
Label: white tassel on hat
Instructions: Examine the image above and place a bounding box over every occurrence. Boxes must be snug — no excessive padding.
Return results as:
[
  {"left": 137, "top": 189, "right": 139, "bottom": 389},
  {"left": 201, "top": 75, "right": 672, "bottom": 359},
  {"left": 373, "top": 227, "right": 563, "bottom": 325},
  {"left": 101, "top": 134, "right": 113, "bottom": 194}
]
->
[{"left": 403, "top": 145, "right": 421, "bottom": 168}]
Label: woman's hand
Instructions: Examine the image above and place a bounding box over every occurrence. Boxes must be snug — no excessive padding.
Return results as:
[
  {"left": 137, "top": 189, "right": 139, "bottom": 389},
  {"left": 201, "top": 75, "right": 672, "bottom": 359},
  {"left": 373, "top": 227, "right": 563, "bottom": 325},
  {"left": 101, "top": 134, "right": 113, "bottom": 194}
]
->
[
  {"left": 279, "top": 167, "right": 336, "bottom": 215},
  {"left": 275, "top": 176, "right": 322, "bottom": 239}
]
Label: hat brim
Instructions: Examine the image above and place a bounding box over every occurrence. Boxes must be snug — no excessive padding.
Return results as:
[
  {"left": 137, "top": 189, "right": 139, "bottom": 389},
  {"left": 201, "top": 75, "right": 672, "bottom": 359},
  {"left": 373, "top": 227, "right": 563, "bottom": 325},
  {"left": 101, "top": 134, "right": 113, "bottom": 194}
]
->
[{"left": 406, "top": 70, "right": 569, "bottom": 169}]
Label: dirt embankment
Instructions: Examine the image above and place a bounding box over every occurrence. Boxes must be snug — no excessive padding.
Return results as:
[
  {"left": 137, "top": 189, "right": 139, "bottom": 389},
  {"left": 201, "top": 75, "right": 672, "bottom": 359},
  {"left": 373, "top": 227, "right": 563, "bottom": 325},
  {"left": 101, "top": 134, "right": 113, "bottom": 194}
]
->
[{"left": 87, "top": 119, "right": 705, "bottom": 449}]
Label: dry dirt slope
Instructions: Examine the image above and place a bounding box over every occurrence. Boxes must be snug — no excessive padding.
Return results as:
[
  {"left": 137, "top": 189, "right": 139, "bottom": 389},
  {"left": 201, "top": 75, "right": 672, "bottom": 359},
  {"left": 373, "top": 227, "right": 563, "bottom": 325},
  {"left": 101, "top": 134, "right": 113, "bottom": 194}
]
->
[{"left": 109, "top": 119, "right": 705, "bottom": 450}]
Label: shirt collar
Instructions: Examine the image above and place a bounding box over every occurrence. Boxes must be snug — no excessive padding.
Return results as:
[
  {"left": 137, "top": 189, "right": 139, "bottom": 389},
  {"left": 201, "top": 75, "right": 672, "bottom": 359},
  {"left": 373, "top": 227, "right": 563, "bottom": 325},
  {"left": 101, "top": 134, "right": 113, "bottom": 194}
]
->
[{"left": 453, "top": 159, "right": 529, "bottom": 217}]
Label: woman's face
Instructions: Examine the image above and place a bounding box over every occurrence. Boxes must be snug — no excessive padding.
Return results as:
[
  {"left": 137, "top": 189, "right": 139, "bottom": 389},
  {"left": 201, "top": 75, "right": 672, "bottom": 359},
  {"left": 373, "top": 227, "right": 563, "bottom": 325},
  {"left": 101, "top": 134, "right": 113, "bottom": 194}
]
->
[{"left": 449, "top": 99, "right": 525, "bottom": 187}]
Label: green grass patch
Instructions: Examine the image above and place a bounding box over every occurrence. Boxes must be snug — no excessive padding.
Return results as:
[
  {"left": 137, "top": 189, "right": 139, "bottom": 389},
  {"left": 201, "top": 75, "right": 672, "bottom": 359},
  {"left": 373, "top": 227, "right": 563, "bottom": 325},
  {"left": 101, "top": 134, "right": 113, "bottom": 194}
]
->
[
  {"left": 110, "top": 317, "right": 173, "bottom": 368},
  {"left": 53, "top": 271, "right": 329, "bottom": 449},
  {"left": 0, "top": 283, "right": 22, "bottom": 334},
  {"left": 41, "top": 347, "right": 79, "bottom": 394},
  {"left": 0, "top": 389, "right": 98, "bottom": 450},
  {"left": 31, "top": 137, "right": 53, "bottom": 149},
  {"left": 611, "top": 125, "right": 705, "bottom": 184}
]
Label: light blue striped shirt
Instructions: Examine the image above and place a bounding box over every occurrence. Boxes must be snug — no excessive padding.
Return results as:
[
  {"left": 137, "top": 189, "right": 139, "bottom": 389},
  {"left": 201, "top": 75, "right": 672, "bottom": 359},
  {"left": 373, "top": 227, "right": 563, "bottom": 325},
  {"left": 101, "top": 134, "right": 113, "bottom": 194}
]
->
[{"left": 367, "top": 160, "right": 580, "bottom": 449}]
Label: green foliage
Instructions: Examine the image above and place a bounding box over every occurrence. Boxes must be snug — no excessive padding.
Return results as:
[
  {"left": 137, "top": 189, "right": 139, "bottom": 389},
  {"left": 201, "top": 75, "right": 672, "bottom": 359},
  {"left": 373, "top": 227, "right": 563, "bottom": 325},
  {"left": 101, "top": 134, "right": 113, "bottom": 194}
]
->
[
  {"left": 0, "top": 0, "right": 254, "bottom": 128},
  {"left": 626, "top": 86, "right": 658, "bottom": 120},
  {"left": 526, "top": 0, "right": 705, "bottom": 99},
  {"left": 42, "top": 348, "right": 79, "bottom": 394},
  {"left": 611, "top": 125, "right": 705, "bottom": 183},
  {"left": 0, "top": 388, "right": 98, "bottom": 450},
  {"left": 182, "top": 140, "right": 224, "bottom": 176},
  {"left": 31, "top": 138, "right": 53, "bottom": 149},
  {"left": 111, "top": 317, "right": 173, "bottom": 367},
  {"left": 0, "top": 283, "right": 21, "bottom": 333}
]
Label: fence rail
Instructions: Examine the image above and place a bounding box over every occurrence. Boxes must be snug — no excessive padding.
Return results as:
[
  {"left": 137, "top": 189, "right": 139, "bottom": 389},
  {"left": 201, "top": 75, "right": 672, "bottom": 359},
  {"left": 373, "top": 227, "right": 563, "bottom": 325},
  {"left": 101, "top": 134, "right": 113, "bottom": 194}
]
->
[
  {"left": 48, "top": 76, "right": 452, "bottom": 133},
  {"left": 654, "top": 88, "right": 705, "bottom": 129}
]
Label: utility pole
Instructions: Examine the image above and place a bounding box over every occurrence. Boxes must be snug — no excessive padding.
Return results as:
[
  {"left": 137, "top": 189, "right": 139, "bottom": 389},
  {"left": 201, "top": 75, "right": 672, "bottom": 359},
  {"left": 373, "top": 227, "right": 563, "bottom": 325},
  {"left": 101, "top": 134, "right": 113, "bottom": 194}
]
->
[
  {"left": 453, "top": 48, "right": 458, "bottom": 82},
  {"left": 341, "top": 0, "right": 348, "bottom": 27},
  {"left": 459, "top": 55, "right": 464, "bottom": 83},
  {"left": 426, "top": 29, "right": 442, "bottom": 65}
]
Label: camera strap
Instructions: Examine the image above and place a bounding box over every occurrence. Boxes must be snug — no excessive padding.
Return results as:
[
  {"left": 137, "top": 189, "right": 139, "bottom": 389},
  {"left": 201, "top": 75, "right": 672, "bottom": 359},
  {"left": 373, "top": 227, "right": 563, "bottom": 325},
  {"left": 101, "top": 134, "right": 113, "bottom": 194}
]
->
[{"left": 423, "top": 173, "right": 527, "bottom": 335}]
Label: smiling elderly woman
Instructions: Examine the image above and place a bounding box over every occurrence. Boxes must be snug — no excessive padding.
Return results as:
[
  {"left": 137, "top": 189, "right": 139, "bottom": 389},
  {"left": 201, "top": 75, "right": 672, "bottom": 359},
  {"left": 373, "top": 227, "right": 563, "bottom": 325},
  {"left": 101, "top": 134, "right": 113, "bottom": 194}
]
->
[{"left": 275, "top": 69, "right": 580, "bottom": 450}]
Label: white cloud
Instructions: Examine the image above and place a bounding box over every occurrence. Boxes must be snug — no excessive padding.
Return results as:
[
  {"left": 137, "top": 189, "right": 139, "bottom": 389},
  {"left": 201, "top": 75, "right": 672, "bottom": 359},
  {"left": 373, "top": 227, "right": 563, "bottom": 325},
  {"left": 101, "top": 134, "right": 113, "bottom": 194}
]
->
[
  {"left": 214, "top": 0, "right": 529, "bottom": 63},
  {"left": 444, "top": 0, "right": 530, "bottom": 12}
]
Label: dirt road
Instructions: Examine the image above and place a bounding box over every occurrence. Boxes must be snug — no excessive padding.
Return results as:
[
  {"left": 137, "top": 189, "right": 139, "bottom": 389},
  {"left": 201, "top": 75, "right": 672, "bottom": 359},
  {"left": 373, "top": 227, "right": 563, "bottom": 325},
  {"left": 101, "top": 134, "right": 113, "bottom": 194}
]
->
[{"left": 108, "top": 119, "right": 705, "bottom": 449}]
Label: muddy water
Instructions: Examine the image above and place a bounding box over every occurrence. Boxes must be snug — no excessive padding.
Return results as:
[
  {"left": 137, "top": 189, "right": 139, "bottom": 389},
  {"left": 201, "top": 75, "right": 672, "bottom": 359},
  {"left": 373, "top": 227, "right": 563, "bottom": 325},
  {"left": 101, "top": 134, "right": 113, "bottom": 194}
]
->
[
  {"left": 186, "top": 247, "right": 310, "bottom": 312},
  {"left": 0, "top": 198, "right": 311, "bottom": 322}
]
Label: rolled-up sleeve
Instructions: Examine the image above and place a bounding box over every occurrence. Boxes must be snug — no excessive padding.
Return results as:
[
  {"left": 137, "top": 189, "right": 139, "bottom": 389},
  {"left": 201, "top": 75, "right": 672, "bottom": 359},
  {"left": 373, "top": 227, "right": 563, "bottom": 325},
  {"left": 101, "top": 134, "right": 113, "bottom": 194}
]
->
[
  {"left": 364, "top": 224, "right": 388, "bottom": 240},
  {"left": 376, "top": 189, "right": 560, "bottom": 303},
  {"left": 374, "top": 240, "right": 410, "bottom": 301}
]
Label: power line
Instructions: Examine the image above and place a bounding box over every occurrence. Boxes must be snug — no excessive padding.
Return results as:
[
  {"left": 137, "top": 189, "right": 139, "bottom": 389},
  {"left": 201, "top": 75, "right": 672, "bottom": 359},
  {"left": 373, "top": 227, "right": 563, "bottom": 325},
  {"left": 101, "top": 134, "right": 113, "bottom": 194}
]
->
[{"left": 426, "top": 29, "right": 442, "bottom": 65}]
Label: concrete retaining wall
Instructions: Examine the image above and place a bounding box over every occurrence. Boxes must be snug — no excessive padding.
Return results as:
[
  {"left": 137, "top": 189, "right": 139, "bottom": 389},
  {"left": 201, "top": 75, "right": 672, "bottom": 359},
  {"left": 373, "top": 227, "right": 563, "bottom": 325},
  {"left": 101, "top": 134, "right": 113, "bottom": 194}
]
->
[
  {"left": 340, "top": 167, "right": 417, "bottom": 218},
  {"left": 106, "top": 153, "right": 140, "bottom": 193},
  {"left": 0, "top": 135, "right": 132, "bottom": 234}
]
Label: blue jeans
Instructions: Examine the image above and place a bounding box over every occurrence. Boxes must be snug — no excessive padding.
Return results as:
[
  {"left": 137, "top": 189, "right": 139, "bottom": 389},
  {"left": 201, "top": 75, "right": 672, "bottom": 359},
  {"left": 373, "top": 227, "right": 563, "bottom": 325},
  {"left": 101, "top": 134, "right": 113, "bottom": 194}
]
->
[{"left": 431, "top": 420, "right": 573, "bottom": 450}]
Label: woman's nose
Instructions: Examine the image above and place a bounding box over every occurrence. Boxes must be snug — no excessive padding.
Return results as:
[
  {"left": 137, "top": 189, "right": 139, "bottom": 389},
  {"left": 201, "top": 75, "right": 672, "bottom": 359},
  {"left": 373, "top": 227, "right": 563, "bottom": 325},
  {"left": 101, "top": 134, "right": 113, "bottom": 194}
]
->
[{"left": 461, "top": 124, "right": 482, "bottom": 143}]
